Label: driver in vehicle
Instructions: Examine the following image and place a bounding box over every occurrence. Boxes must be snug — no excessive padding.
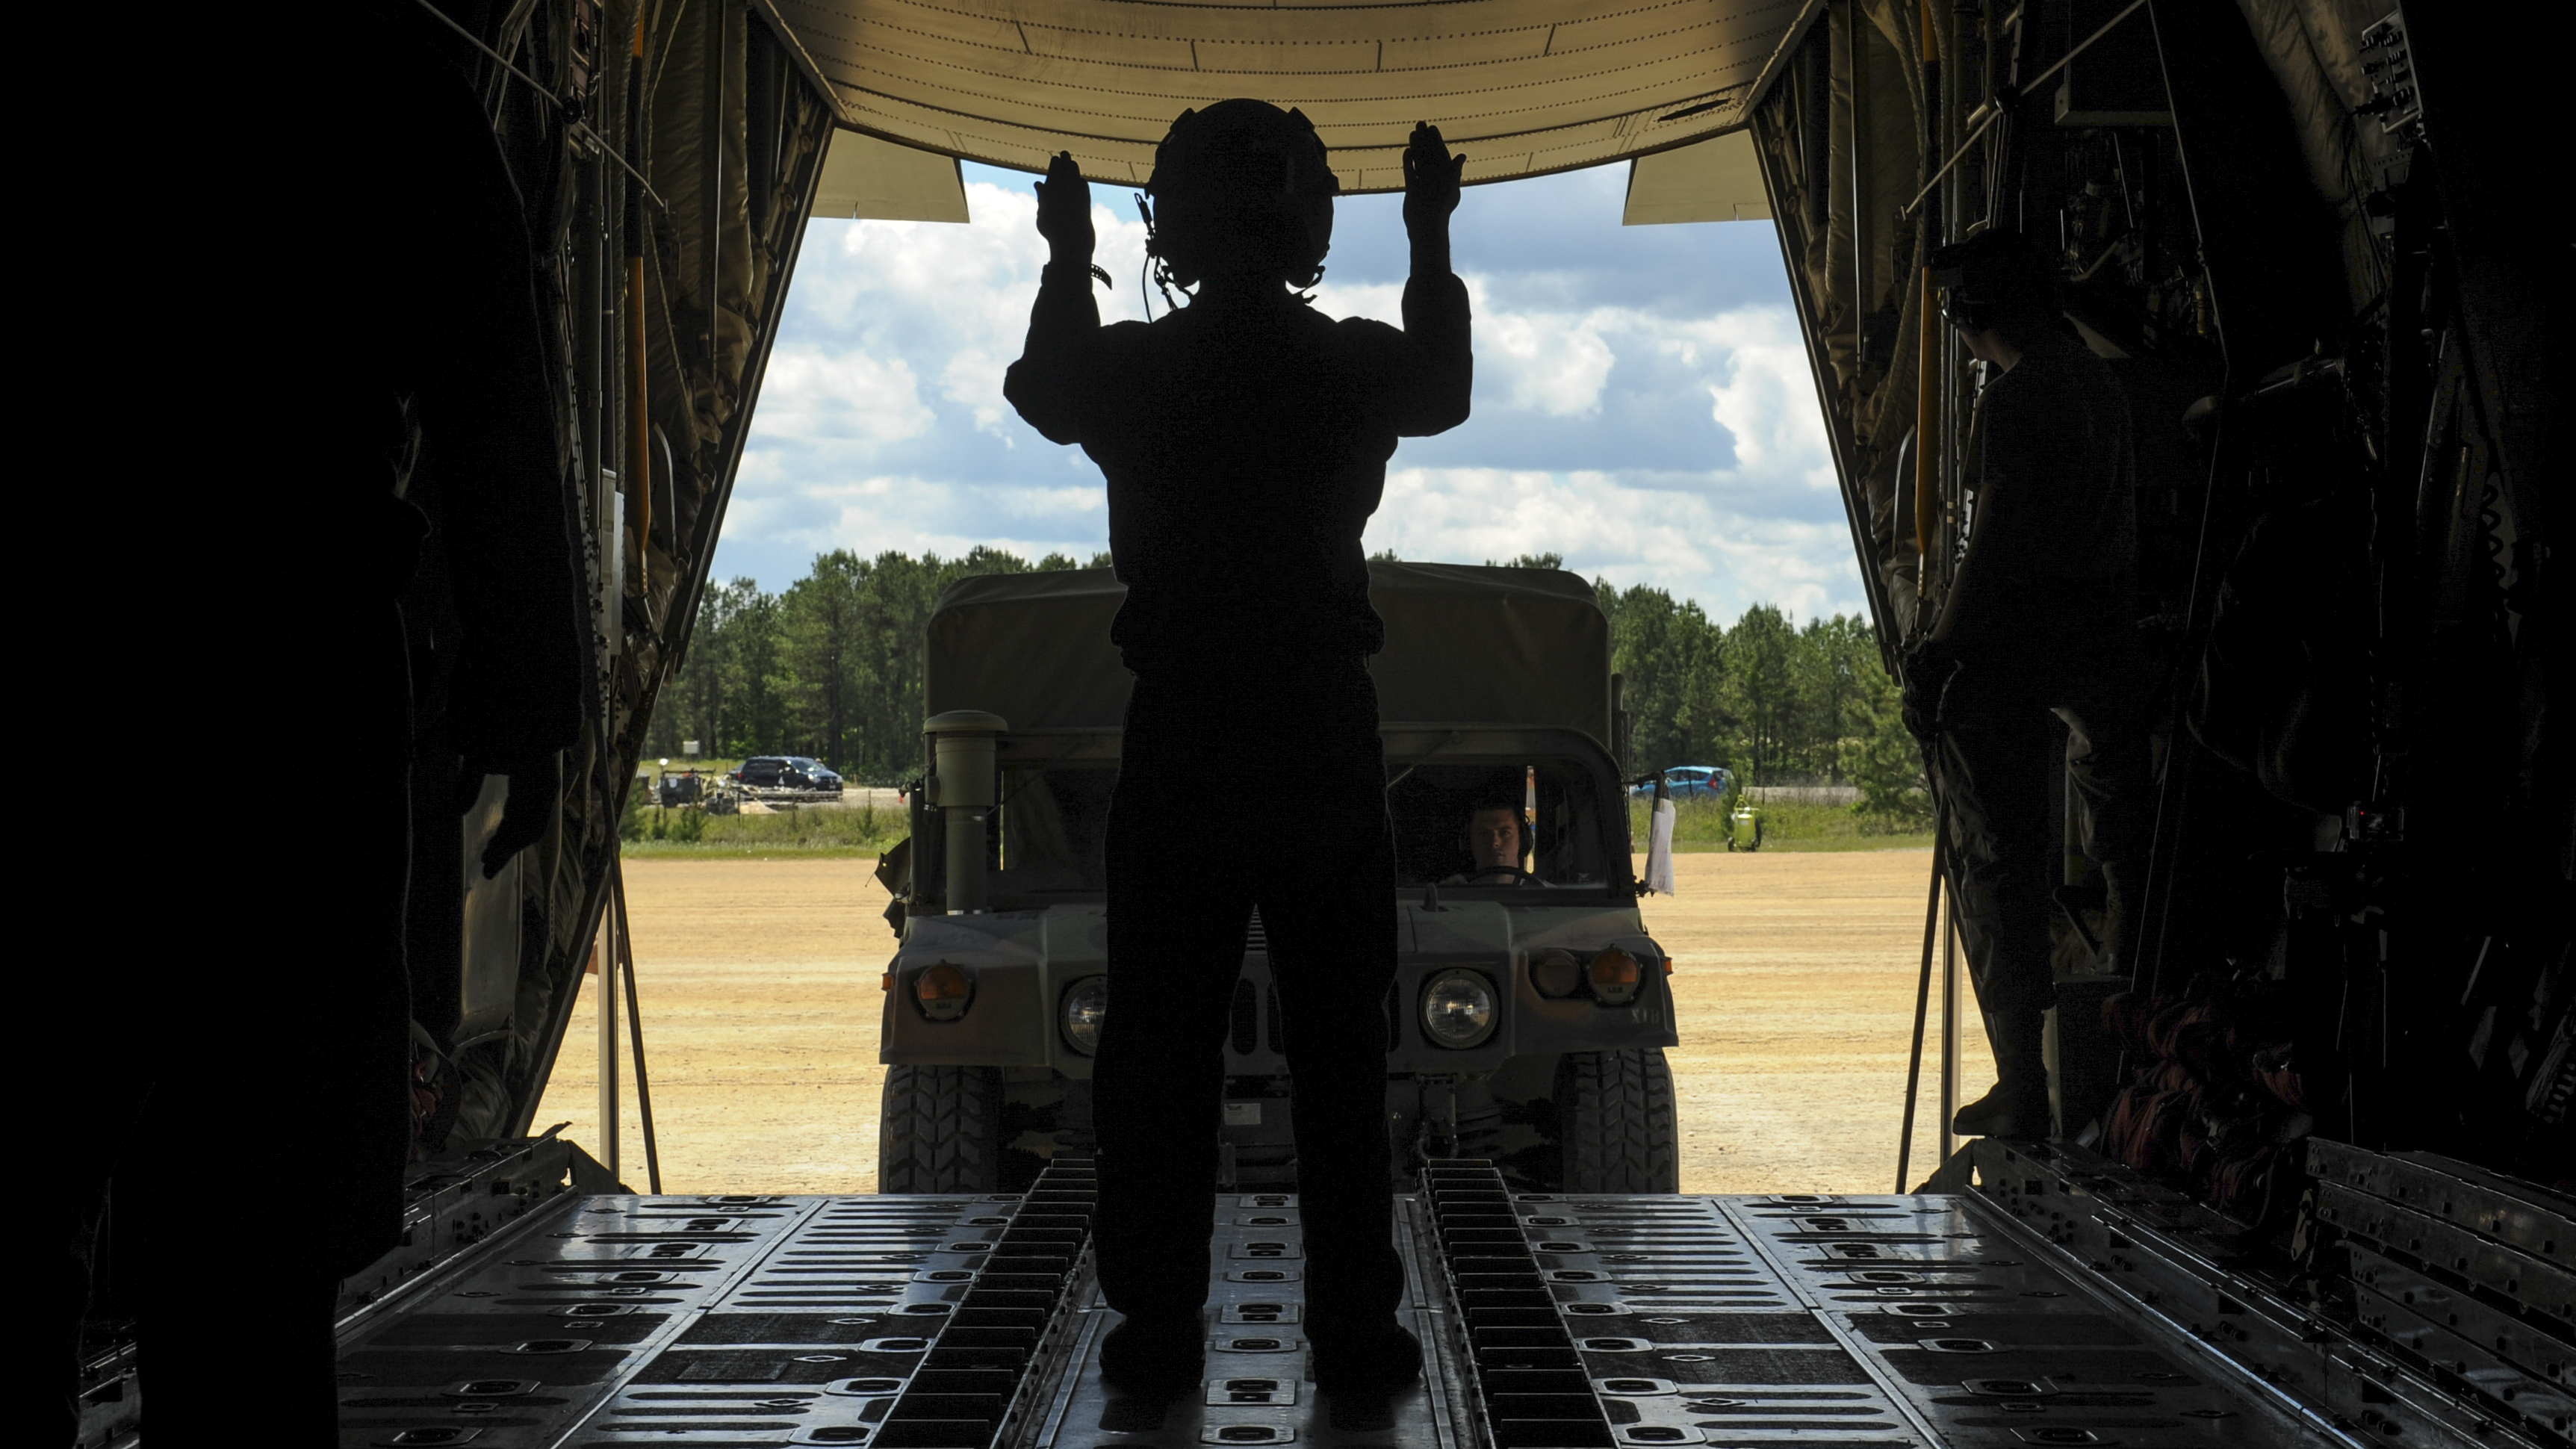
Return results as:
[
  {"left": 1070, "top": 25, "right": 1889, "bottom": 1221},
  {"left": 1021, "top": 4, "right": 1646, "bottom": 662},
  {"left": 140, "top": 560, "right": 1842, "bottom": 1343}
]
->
[{"left": 1444, "top": 801, "right": 1535, "bottom": 884}]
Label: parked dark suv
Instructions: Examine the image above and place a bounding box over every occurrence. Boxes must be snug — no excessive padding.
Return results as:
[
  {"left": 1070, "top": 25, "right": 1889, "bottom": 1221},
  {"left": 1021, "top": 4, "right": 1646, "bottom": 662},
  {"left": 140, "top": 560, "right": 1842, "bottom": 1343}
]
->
[{"left": 738, "top": 755, "right": 843, "bottom": 793}]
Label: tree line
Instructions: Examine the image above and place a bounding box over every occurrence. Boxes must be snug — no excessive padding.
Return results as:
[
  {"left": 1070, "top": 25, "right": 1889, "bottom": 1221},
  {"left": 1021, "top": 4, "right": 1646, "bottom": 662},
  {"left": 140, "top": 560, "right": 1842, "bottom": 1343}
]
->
[
  {"left": 646, "top": 547, "right": 1107, "bottom": 784},
  {"left": 647, "top": 548, "right": 1925, "bottom": 814}
]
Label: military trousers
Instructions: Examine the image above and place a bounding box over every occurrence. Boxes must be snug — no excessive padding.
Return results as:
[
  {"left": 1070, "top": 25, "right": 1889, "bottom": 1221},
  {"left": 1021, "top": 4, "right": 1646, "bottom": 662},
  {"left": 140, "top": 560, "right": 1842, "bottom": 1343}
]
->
[
  {"left": 1093, "top": 656, "right": 1403, "bottom": 1327},
  {"left": 1936, "top": 651, "right": 2155, "bottom": 1026}
]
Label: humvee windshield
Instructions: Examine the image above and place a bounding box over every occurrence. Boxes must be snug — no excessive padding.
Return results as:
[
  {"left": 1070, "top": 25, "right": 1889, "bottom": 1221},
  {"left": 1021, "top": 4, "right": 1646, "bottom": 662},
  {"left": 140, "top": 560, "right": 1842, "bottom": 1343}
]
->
[
  {"left": 988, "top": 751, "right": 1625, "bottom": 902},
  {"left": 923, "top": 562, "right": 1636, "bottom": 912}
]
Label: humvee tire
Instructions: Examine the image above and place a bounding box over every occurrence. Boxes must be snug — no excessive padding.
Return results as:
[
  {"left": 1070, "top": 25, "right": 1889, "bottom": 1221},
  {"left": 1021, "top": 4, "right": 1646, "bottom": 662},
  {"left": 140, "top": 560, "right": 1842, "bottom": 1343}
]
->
[
  {"left": 879, "top": 1064, "right": 1004, "bottom": 1191},
  {"left": 1557, "top": 1049, "right": 1680, "bottom": 1192}
]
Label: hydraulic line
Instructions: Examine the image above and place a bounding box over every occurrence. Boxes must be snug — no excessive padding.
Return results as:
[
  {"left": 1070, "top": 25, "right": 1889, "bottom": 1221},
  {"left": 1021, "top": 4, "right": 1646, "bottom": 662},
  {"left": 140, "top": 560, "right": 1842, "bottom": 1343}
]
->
[
  {"left": 1896, "top": 832, "right": 1945, "bottom": 1191},
  {"left": 1939, "top": 880, "right": 1961, "bottom": 1162},
  {"left": 627, "top": 11, "right": 651, "bottom": 595},
  {"left": 406, "top": 0, "right": 668, "bottom": 212},
  {"left": 612, "top": 857, "right": 664, "bottom": 1194},
  {"left": 627, "top": 264, "right": 649, "bottom": 596},
  {"left": 1902, "top": 0, "right": 2149, "bottom": 218},
  {"left": 597, "top": 885, "right": 618, "bottom": 1183},
  {"left": 1916, "top": 10, "right": 1943, "bottom": 583},
  {"left": 1917, "top": 264, "right": 1940, "bottom": 578}
]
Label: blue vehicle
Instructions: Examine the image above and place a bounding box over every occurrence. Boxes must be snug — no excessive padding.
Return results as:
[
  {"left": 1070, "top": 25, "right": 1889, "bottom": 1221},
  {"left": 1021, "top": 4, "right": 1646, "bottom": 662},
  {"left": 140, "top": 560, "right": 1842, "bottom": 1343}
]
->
[{"left": 1631, "top": 764, "right": 1732, "bottom": 801}]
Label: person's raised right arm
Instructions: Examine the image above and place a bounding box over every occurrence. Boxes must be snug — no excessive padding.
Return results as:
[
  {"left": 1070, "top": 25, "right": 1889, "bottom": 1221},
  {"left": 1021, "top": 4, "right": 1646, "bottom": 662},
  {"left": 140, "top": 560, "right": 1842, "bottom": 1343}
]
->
[
  {"left": 1003, "top": 152, "right": 1101, "bottom": 444},
  {"left": 1394, "top": 122, "right": 1472, "bottom": 435}
]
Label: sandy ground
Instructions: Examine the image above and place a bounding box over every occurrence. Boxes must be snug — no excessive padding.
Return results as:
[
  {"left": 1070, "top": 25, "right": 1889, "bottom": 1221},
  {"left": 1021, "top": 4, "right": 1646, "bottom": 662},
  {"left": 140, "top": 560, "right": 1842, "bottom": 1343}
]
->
[
  {"left": 535, "top": 852, "right": 1993, "bottom": 1197},
  {"left": 1648, "top": 851, "right": 1996, "bottom": 1193}
]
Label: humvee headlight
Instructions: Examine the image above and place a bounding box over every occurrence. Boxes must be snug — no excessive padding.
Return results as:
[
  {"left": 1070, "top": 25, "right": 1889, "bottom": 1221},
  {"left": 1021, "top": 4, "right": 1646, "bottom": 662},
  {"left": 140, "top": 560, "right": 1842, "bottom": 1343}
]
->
[
  {"left": 1061, "top": 975, "right": 1108, "bottom": 1055},
  {"left": 913, "top": 961, "right": 974, "bottom": 1022},
  {"left": 1587, "top": 948, "right": 1642, "bottom": 1006},
  {"left": 1420, "top": 969, "right": 1498, "bottom": 1049},
  {"left": 1528, "top": 949, "right": 1583, "bottom": 999}
]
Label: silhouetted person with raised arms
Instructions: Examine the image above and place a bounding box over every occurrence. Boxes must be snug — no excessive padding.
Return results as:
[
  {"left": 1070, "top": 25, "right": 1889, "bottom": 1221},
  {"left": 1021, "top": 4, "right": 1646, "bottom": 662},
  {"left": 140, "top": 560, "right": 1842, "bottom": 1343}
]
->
[{"left": 1006, "top": 102, "right": 1470, "bottom": 1400}]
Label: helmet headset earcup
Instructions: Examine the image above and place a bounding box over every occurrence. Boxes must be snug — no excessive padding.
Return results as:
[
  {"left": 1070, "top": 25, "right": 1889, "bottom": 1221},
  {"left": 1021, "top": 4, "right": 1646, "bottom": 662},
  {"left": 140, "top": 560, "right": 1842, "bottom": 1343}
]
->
[{"left": 1928, "top": 228, "right": 2060, "bottom": 339}]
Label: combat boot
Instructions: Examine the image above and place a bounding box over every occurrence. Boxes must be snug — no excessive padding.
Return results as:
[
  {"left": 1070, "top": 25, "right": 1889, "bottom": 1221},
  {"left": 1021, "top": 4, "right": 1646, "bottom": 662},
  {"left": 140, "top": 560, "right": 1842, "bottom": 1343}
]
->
[
  {"left": 1099, "top": 1309, "right": 1205, "bottom": 1398},
  {"left": 1952, "top": 1009, "right": 2050, "bottom": 1138},
  {"left": 1309, "top": 1312, "right": 1421, "bottom": 1397}
]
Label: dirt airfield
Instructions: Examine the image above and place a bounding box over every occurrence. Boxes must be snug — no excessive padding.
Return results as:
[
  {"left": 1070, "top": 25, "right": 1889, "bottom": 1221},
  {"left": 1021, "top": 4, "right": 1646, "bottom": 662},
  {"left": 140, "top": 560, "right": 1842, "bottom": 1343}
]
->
[{"left": 536, "top": 851, "right": 1996, "bottom": 1196}]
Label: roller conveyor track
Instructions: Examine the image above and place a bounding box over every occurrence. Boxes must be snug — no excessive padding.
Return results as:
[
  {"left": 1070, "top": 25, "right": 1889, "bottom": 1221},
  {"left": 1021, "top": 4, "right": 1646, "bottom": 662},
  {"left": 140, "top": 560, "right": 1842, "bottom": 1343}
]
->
[{"left": 341, "top": 1144, "right": 2572, "bottom": 1449}]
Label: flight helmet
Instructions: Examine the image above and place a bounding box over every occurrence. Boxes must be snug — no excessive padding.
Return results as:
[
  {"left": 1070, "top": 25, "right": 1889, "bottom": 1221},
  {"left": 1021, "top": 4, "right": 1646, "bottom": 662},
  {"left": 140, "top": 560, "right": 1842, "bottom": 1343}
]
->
[
  {"left": 1928, "top": 229, "right": 2064, "bottom": 341},
  {"left": 1142, "top": 99, "right": 1338, "bottom": 292}
]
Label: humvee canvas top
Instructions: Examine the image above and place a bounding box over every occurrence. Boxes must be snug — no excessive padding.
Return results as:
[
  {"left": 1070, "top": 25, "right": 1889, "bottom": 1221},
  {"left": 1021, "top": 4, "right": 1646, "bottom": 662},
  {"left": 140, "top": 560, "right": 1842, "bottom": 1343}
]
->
[{"left": 926, "top": 562, "right": 1612, "bottom": 749}]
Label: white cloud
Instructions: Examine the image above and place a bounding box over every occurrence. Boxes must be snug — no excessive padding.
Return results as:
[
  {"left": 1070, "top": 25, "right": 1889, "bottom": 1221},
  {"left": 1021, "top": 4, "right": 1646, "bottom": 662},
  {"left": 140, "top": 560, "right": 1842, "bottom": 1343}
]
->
[
  {"left": 795, "top": 179, "right": 1158, "bottom": 439},
  {"left": 1309, "top": 277, "right": 1405, "bottom": 326},
  {"left": 752, "top": 346, "right": 934, "bottom": 444},
  {"left": 1346, "top": 299, "right": 1853, "bottom": 620},
  {"left": 939, "top": 349, "right": 1014, "bottom": 435},
  {"left": 1314, "top": 277, "right": 1623, "bottom": 423},
  {"left": 719, "top": 462, "right": 1105, "bottom": 558},
  {"left": 1482, "top": 308, "right": 1618, "bottom": 418},
  {"left": 1361, "top": 462, "right": 1863, "bottom": 625},
  {"left": 1668, "top": 308, "right": 1837, "bottom": 491}
]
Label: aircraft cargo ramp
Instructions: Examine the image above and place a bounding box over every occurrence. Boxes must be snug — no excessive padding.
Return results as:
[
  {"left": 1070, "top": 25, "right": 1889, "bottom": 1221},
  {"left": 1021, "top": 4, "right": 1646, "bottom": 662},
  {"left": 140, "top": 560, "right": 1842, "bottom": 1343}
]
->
[{"left": 320, "top": 1141, "right": 2574, "bottom": 1449}]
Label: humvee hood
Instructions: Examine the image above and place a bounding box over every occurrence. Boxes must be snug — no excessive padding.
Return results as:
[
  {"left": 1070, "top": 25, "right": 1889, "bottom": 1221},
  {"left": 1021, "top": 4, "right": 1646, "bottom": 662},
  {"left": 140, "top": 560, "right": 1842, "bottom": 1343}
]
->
[{"left": 927, "top": 562, "right": 1612, "bottom": 748}]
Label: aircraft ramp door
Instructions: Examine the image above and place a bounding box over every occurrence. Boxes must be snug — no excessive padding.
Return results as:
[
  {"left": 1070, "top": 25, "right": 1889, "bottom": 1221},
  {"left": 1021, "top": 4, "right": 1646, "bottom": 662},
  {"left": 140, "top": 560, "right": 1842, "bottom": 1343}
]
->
[{"left": 321, "top": 1143, "right": 2576, "bottom": 1449}]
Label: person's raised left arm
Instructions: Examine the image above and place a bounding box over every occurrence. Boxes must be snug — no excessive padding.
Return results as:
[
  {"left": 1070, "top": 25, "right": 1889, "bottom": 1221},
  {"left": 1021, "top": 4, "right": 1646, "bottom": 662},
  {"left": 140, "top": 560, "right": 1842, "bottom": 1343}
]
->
[{"left": 1003, "top": 152, "right": 1103, "bottom": 444}]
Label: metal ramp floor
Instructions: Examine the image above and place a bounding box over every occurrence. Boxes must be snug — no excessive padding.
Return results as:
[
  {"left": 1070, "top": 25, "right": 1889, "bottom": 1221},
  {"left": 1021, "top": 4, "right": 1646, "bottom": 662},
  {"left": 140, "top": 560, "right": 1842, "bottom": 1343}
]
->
[{"left": 327, "top": 1154, "right": 2392, "bottom": 1449}]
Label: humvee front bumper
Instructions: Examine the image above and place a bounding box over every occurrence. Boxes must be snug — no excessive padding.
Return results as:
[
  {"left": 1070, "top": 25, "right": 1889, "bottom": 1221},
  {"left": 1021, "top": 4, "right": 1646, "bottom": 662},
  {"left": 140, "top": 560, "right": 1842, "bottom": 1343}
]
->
[{"left": 878, "top": 902, "right": 1676, "bottom": 1079}]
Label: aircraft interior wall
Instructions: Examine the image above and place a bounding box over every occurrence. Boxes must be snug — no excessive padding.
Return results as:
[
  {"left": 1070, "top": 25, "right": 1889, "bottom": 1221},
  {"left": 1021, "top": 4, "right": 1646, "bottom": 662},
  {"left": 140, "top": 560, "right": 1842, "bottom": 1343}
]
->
[
  {"left": 1749, "top": 0, "right": 2568, "bottom": 1223},
  {"left": 392, "top": 0, "right": 842, "bottom": 1152},
  {"left": 55, "top": 1, "right": 2563, "bottom": 1439},
  {"left": 347, "top": 0, "right": 2570, "bottom": 1259}
]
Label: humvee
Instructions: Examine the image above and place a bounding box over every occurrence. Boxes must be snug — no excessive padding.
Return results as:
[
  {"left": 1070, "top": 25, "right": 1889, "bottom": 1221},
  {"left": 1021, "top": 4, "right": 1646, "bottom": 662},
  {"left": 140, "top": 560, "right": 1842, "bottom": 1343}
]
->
[{"left": 872, "top": 561, "right": 1682, "bottom": 1195}]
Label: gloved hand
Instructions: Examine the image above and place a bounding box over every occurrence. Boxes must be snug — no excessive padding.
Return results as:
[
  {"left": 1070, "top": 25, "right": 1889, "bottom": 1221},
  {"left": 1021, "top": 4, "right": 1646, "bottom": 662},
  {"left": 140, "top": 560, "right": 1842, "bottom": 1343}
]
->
[
  {"left": 456, "top": 751, "right": 562, "bottom": 878},
  {"left": 1034, "top": 151, "right": 1093, "bottom": 263},
  {"left": 1402, "top": 121, "right": 1465, "bottom": 238}
]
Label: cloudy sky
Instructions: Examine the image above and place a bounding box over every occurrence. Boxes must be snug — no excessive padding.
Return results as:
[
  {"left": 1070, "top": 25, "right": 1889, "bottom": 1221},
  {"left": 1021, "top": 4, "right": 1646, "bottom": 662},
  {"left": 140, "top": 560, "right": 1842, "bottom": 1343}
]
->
[{"left": 723, "top": 160, "right": 1863, "bottom": 627}]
